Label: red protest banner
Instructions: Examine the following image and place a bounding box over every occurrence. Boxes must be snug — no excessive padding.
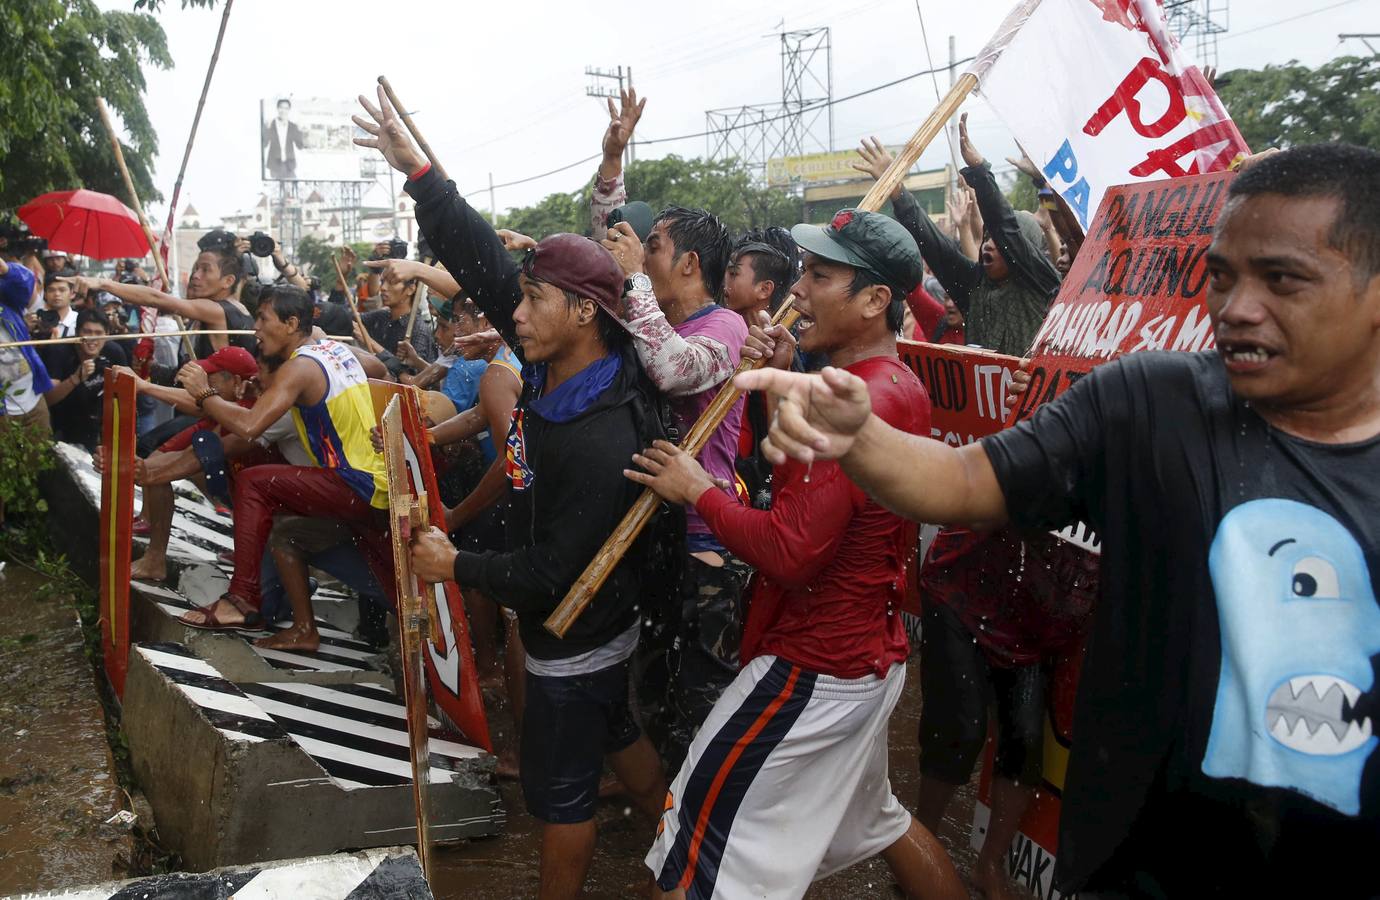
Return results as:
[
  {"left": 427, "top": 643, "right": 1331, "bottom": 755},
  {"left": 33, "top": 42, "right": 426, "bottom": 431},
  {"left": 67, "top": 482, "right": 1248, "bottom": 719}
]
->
[
  {"left": 1009, "top": 170, "right": 1234, "bottom": 424},
  {"left": 99, "top": 368, "right": 137, "bottom": 697},
  {"left": 370, "top": 380, "right": 492, "bottom": 751},
  {"left": 897, "top": 340, "right": 1022, "bottom": 444}
]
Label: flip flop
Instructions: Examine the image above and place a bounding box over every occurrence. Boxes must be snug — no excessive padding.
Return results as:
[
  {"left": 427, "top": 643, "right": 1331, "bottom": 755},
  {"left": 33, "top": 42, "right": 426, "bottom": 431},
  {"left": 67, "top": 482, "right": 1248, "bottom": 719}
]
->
[{"left": 180, "top": 594, "right": 263, "bottom": 631}]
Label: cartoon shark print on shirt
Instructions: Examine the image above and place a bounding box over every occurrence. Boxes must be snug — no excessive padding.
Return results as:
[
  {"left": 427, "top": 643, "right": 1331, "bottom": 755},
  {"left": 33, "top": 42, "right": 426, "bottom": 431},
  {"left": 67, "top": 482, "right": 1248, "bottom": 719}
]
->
[{"left": 1203, "top": 498, "right": 1380, "bottom": 815}]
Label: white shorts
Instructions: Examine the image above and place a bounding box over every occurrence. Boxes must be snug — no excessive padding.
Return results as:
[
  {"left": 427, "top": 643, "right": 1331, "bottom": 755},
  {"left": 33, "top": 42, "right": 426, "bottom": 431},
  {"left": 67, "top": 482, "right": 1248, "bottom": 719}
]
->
[{"left": 645, "top": 655, "right": 911, "bottom": 899}]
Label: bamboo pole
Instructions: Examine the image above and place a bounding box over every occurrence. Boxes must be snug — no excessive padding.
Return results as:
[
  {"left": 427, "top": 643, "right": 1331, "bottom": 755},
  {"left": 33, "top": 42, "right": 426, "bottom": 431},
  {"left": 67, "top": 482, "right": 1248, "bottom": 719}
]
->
[
  {"left": 157, "top": 0, "right": 235, "bottom": 291},
  {"left": 377, "top": 76, "right": 448, "bottom": 181},
  {"left": 96, "top": 98, "right": 198, "bottom": 361},
  {"left": 0, "top": 329, "right": 354, "bottom": 350},
  {"left": 544, "top": 299, "right": 801, "bottom": 638},
  {"left": 333, "top": 252, "right": 376, "bottom": 352},
  {"left": 857, "top": 73, "right": 978, "bottom": 212}
]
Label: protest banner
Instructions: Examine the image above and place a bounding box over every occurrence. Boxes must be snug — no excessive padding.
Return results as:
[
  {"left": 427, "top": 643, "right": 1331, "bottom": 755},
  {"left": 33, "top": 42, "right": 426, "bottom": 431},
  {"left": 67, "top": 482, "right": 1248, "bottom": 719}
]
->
[
  {"left": 369, "top": 380, "right": 491, "bottom": 751},
  {"left": 973, "top": 0, "right": 1248, "bottom": 229},
  {"left": 898, "top": 340, "right": 1022, "bottom": 446},
  {"left": 1009, "top": 169, "right": 1234, "bottom": 424}
]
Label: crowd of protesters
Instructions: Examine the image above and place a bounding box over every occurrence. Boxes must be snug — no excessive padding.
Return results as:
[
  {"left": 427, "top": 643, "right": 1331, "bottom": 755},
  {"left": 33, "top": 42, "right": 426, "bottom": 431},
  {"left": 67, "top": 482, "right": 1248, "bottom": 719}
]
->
[{"left": 1, "top": 77, "right": 1376, "bottom": 900}]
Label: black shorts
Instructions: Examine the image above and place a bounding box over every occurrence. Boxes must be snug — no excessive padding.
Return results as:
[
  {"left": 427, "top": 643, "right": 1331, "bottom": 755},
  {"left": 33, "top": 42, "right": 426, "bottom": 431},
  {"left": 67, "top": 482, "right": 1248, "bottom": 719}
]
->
[
  {"left": 520, "top": 659, "right": 641, "bottom": 824},
  {"left": 917, "top": 602, "right": 1045, "bottom": 786}
]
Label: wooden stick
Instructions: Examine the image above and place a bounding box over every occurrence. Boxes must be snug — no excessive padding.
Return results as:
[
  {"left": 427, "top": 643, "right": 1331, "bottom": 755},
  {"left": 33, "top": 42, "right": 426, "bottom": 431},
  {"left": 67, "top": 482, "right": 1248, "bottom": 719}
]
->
[
  {"left": 858, "top": 73, "right": 978, "bottom": 213},
  {"left": 158, "top": 0, "right": 235, "bottom": 282},
  {"left": 96, "top": 98, "right": 198, "bottom": 361},
  {"left": 381, "top": 395, "right": 435, "bottom": 880},
  {"left": 544, "top": 298, "right": 801, "bottom": 638},
  {"left": 0, "top": 329, "right": 355, "bottom": 350},
  {"left": 377, "top": 76, "right": 449, "bottom": 181}
]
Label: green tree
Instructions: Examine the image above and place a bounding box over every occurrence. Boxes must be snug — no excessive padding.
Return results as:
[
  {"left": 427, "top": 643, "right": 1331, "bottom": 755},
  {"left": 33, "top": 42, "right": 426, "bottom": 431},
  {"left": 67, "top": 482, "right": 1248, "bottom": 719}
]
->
[
  {"left": 1216, "top": 56, "right": 1380, "bottom": 152},
  {"left": 497, "top": 155, "right": 805, "bottom": 240},
  {"left": 0, "top": 0, "right": 178, "bottom": 209}
]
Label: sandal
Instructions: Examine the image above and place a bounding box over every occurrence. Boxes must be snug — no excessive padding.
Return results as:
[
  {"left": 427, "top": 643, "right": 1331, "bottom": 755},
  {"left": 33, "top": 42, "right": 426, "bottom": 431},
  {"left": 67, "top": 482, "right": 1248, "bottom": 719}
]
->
[{"left": 180, "top": 593, "right": 263, "bottom": 631}]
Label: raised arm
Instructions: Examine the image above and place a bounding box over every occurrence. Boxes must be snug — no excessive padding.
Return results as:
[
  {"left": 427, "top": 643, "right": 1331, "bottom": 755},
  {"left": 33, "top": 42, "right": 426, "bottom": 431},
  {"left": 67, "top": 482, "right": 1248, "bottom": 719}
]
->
[
  {"left": 958, "top": 115, "right": 1061, "bottom": 300},
  {"left": 354, "top": 87, "right": 523, "bottom": 347},
  {"left": 598, "top": 222, "right": 742, "bottom": 396},
  {"left": 591, "top": 88, "right": 644, "bottom": 233}
]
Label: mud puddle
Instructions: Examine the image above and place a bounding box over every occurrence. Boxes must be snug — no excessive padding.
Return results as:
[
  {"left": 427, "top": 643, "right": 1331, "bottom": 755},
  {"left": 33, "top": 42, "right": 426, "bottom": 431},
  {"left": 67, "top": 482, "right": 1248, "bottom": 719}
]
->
[{"left": 0, "top": 564, "right": 129, "bottom": 895}]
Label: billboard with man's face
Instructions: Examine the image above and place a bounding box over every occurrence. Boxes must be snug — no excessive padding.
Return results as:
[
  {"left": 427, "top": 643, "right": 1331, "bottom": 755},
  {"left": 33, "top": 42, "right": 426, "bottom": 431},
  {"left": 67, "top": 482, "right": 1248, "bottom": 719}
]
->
[{"left": 260, "top": 96, "right": 365, "bottom": 182}]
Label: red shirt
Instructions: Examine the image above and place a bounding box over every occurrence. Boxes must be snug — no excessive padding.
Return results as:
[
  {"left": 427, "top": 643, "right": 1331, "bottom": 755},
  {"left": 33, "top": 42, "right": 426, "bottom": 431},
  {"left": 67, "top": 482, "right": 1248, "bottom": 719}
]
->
[
  {"left": 905, "top": 284, "right": 944, "bottom": 342},
  {"left": 696, "top": 356, "right": 930, "bottom": 679}
]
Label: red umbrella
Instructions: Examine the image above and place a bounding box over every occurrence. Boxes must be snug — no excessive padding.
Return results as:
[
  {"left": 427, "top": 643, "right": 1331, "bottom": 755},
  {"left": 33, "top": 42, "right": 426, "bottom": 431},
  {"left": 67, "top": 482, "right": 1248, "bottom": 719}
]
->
[{"left": 17, "top": 189, "right": 151, "bottom": 260}]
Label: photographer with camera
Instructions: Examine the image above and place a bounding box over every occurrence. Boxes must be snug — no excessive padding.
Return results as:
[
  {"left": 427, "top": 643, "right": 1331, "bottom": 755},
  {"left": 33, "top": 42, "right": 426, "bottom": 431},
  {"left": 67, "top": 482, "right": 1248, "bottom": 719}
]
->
[
  {"left": 237, "top": 232, "right": 308, "bottom": 292},
  {"left": 44, "top": 308, "right": 126, "bottom": 450},
  {"left": 0, "top": 224, "right": 53, "bottom": 437},
  {"left": 66, "top": 229, "right": 257, "bottom": 361}
]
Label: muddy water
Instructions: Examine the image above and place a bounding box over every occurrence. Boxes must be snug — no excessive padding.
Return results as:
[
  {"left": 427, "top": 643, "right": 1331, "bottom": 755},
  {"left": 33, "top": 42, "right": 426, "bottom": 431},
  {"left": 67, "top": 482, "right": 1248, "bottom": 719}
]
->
[
  {"left": 0, "top": 565, "right": 128, "bottom": 895},
  {"left": 430, "top": 660, "right": 985, "bottom": 899}
]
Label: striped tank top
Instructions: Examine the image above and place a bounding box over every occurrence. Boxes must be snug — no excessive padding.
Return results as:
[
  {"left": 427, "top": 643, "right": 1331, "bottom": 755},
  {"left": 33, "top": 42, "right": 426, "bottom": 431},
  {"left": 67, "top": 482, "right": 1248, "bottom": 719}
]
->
[{"left": 290, "top": 340, "right": 388, "bottom": 509}]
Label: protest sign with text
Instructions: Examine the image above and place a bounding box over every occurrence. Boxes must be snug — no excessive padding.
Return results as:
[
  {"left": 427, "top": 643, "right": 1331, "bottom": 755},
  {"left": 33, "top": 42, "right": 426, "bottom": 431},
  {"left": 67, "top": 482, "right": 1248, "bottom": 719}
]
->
[{"left": 1009, "top": 169, "right": 1233, "bottom": 424}]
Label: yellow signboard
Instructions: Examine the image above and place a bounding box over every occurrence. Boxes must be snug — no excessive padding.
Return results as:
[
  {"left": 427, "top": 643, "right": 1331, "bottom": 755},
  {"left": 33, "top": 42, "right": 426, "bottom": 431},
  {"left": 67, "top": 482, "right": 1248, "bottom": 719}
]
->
[{"left": 767, "top": 147, "right": 900, "bottom": 187}]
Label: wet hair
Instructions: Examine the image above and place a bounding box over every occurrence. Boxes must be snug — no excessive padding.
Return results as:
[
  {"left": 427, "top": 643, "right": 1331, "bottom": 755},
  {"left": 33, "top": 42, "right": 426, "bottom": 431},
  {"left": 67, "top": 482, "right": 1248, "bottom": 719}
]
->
[
  {"left": 654, "top": 206, "right": 732, "bottom": 299},
  {"left": 1229, "top": 143, "right": 1380, "bottom": 284},
  {"left": 732, "top": 227, "right": 800, "bottom": 311},
  {"left": 847, "top": 269, "right": 906, "bottom": 333},
  {"left": 75, "top": 308, "right": 110, "bottom": 333},
  {"left": 260, "top": 284, "right": 314, "bottom": 335},
  {"left": 201, "top": 243, "right": 243, "bottom": 289}
]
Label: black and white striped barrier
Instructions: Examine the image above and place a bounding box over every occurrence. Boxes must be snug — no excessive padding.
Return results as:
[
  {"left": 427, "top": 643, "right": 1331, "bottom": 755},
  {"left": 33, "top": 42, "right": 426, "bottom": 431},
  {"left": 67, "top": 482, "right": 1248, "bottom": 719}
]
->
[
  {"left": 6, "top": 846, "right": 431, "bottom": 899},
  {"left": 122, "top": 643, "right": 500, "bottom": 870}
]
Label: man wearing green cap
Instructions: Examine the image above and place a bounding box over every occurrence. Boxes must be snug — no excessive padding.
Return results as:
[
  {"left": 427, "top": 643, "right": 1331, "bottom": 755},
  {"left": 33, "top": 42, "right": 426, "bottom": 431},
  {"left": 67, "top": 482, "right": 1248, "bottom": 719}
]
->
[{"left": 628, "top": 209, "right": 965, "bottom": 900}]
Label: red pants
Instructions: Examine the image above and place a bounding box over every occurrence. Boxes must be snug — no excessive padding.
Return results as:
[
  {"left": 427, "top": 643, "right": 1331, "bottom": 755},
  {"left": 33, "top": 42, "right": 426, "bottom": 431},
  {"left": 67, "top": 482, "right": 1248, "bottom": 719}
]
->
[{"left": 228, "top": 465, "right": 395, "bottom": 610}]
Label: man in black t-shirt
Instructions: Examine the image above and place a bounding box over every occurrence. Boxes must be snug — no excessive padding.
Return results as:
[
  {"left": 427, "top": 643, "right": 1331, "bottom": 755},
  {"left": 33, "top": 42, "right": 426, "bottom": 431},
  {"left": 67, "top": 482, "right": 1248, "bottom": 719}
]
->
[{"left": 737, "top": 143, "right": 1380, "bottom": 897}]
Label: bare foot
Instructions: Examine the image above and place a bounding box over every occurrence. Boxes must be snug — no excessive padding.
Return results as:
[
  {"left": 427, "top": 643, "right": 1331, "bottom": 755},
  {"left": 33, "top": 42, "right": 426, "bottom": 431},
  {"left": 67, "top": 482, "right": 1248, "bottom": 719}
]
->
[
  {"left": 597, "top": 774, "right": 623, "bottom": 799},
  {"left": 130, "top": 555, "right": 167, "bottom": 582},
  {"left": 254, "top": 624, "right": 321, "bottom": 652},
  {"left": 973, "top": 859, "right": 1023, "bottom": 900}
]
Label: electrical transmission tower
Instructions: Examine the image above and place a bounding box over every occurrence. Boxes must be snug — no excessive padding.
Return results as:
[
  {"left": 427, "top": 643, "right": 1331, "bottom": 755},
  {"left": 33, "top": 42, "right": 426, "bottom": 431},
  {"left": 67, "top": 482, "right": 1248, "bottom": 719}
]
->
[
  {"left": 705, "top": 27, "right": 833, "bottom": 178},
  {"left": 1164, "top": 0, "right": 1230, "bottom": 69}
]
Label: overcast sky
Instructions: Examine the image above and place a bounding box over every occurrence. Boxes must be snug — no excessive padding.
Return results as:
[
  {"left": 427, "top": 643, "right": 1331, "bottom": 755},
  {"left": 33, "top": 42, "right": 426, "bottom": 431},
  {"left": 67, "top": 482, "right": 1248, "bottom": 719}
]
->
[{"left": 109, "top": 0, "right": 1371, "bottom": 228}]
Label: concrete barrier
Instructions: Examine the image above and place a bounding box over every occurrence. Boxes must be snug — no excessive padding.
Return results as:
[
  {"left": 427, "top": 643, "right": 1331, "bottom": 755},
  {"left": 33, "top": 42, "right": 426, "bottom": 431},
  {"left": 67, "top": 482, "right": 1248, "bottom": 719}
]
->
[
  {"left": 5, "top": 846, "right": 432, "bottom": 899},
  {"left": 122, "top": 643, "right": 500, "bottom": 870}
]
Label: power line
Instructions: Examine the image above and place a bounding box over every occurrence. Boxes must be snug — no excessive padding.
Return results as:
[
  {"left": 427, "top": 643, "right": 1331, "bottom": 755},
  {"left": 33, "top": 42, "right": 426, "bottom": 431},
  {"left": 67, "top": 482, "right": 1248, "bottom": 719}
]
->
[
  {"left": 463, "top": 56, "right": 976, "bottom": 197},
  {"left": 1220, "top": 0, "right": 1364, "bottom": 41}
]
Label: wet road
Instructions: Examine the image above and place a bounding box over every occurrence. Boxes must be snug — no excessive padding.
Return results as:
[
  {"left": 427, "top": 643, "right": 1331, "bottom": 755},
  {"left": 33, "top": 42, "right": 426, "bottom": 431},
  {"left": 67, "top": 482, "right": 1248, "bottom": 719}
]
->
[
  {"left": 0, "top": 565, "right": 129, "bottom": 894},
  {"left": 430, "top": 659, "right": 985, "bottom": 899}
]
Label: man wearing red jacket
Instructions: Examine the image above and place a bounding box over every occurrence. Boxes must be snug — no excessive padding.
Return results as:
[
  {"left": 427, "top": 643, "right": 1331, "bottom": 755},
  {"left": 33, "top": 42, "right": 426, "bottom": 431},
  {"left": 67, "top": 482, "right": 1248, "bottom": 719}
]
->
[{"left": 627, "top": 209, "right": 966, "bottom": 900}]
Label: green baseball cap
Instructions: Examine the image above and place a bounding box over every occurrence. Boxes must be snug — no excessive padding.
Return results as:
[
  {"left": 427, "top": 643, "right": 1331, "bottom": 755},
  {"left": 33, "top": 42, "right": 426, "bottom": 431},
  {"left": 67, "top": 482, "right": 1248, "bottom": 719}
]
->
[{"left": 791, "top": 209, "right": 924, "bottom": 296}]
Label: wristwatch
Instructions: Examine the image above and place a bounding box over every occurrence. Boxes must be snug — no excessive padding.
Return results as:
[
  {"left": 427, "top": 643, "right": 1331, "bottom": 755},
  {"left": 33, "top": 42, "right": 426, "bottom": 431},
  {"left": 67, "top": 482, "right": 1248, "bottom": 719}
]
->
[{"left": 623, "top": 273, "right": 652, "bottom": 295}]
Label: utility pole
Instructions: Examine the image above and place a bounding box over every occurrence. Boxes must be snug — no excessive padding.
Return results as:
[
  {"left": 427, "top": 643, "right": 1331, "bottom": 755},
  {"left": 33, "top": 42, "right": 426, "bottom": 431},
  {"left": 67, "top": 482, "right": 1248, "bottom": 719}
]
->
[
  {"left": 1339, "top": 33, "right": 1379, "bottom": 57},
  {"left": 586, "top": 65, "right": 632, "bottom": 167}
]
